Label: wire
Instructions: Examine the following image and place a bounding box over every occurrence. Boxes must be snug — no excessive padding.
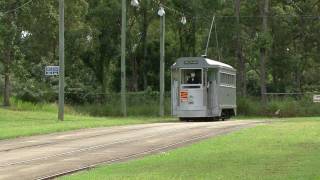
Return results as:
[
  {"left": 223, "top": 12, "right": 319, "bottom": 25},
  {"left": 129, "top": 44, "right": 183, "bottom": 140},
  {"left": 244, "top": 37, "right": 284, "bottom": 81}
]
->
[
  {"left": 150, "top": 0, "right": 320, "bottom": 22},
  {"left": 1, "top": 0, "right": 33, "bottom": 15},
  {"left": 205, "top": 15, "right": 215, "bottom": 57},
  {"left": 213, "top": 17, "right": 220, "bottom": 61},
  {"left": 195, "top": 15, "right": 320, "bottom": 19}
]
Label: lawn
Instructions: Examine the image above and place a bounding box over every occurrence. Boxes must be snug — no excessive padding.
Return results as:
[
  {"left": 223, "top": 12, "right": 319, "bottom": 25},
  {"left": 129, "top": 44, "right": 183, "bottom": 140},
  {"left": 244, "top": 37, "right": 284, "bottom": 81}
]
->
[
  {"left": 63, "top": 117, "right": 320, "bottom": 180},
  {"left": 0, "top": 108, "right": 176, "bottom": 140}
]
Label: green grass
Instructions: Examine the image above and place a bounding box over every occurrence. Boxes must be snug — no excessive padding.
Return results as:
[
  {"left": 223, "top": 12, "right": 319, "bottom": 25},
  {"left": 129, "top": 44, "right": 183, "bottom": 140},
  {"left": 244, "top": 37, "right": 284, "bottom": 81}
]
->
[
  {"left": 63, "top": 117, "right": 320, "bottom": 180},
  {"left": 0, "top": 108, "right": 176, "bottom": 140}
]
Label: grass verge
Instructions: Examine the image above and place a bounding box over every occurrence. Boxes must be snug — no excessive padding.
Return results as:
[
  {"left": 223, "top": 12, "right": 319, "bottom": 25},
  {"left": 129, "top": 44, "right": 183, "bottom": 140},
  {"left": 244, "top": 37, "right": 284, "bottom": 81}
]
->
[
  {"left": 0, "top": 108, "right": 176, "bottom": 140},
  {"left": 62, "top": 117, "right": 320, "bottom": 180}
]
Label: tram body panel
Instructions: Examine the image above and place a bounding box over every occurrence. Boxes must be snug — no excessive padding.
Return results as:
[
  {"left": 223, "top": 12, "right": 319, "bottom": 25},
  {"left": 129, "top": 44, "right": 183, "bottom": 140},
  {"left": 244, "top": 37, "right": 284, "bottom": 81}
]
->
[{"left": 218, "top": 69, "right": 237, "bottom": 113}]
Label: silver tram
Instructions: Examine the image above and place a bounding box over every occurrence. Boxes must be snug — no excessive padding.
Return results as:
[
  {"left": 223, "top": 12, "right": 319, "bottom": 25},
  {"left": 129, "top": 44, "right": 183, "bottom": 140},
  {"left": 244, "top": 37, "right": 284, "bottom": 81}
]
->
[{"left": 171, "top": 57, "right": 237, "bottom": 120}]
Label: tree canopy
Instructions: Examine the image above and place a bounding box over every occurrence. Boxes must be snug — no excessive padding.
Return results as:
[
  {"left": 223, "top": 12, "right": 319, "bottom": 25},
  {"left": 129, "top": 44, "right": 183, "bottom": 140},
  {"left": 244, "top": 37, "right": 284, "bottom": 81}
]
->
[{"left": 1, "top": 0, "right": 320, "bottom": 104}]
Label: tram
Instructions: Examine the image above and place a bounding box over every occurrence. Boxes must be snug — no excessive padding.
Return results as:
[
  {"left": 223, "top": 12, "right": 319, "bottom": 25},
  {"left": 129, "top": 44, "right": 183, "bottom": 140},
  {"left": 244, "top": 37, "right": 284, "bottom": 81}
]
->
[{"left": 171, "top": 57, "right": 237, "bottom": 120}]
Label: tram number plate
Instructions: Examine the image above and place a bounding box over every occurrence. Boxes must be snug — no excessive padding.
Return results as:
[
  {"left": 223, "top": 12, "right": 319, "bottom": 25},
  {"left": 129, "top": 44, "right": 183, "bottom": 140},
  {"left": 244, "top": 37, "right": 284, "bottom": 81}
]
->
[{"left": 180, "top": 91, "right": 189, "bottom": 102}]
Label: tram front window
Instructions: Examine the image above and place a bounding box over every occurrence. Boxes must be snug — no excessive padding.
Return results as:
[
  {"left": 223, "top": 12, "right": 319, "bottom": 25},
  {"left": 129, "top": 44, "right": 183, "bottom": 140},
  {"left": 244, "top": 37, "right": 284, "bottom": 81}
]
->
[{"left": 181, "top": 69, "right": 202, "bottom": 85}]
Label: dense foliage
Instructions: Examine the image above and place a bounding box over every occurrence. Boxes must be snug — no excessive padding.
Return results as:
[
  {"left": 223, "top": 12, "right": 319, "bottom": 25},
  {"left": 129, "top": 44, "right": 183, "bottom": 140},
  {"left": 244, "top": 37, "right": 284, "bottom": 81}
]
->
[{"left": 1, "top": 0, "right": 320, "bottom": 105}]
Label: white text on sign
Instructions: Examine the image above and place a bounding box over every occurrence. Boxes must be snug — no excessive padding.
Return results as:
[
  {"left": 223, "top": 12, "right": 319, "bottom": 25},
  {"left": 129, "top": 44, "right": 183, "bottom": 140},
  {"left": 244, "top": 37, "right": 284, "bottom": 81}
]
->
[
  {"left": 45, "top": 66, "right": 59, "bottom": 76},
  {"left": 313, "top": 95, "right": 320, "bottom": 103}
]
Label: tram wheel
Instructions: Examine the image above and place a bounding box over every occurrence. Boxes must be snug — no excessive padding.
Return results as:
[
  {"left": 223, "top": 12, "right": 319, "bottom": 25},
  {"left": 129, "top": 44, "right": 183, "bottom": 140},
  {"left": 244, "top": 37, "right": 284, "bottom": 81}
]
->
[{"left": 179, "top": 118, "right": 189, "bottom": 122}]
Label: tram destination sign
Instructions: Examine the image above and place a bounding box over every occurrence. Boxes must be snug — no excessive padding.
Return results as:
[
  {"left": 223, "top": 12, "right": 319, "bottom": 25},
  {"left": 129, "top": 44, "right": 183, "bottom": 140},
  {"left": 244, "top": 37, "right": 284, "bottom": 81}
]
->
[
  {"left": 184, "top": 60, "right": 198, "bottom": 65},
  {"left": 45, "top": 66, "right": 59, "bottom": 76},
  {"left": 313, "top": 95, "right": 320, "bottom": 103}
]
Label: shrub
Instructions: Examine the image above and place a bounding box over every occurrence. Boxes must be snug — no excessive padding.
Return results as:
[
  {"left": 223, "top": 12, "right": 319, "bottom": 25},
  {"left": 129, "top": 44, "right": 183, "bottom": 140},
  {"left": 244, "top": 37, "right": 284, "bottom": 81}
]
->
[
  {"left": 237, "top": 95, "right": 320, "bottom": 117},
  {"left": 71, "top": 92, "right": 171, "bottom": 117},
  {"left": 237, "top": 97, "right": 262, "bottom": 116}
]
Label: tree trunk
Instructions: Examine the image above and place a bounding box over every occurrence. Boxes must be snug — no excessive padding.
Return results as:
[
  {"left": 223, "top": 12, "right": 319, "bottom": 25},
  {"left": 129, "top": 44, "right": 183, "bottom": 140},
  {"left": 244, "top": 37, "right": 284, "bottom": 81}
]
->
[
  {"left": 191, "top": 19, "right": 197, "bottom": 56},
  {"left": 260, "top": 48, "right": 267, "bottom": 102},
  {"left": 2, "top": 7, "right": 16, "bottom": 107},
  {"left": 179, "top": 27, "right": 184, "bottom": 57},
  {"left": 101, "top": 59, "right": 106, "bottom": 94},
  {"left": 3, "top": 56, "right": 11, "bottom": 107},
  {"left": 260, "top": 0, "right": 269, "bottom": 104},
  {"left": 132, "top": 57, "right": 139, "bottom": 91},
  {"left": 235, "top": 0, "right": 246, "bottom": 97},
  {"left": 142, "top": 29, "right": 148, "bottom": 90},
  {"left": 141, "top": 4, "right": 149, "bottom": 90}
]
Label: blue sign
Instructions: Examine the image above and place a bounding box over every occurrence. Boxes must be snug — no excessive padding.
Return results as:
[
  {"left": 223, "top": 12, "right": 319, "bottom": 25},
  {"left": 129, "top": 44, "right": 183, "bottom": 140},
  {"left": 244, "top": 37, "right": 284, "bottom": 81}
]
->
[{"left": 45, "top": 66, "right": 59, "bottom": 76}]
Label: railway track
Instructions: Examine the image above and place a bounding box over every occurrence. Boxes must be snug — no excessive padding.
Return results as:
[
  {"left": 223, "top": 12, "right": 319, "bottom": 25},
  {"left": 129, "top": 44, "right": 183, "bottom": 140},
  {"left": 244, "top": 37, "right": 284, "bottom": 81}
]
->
[
  {"left": 0, "top": 123, "right": 172, "bottom": 153},
  {"left": 0, "top": 120, "right": 264, "bottom": 180},
  {"left": 1, "top": 123, "right": 217, "bottom": 167}
]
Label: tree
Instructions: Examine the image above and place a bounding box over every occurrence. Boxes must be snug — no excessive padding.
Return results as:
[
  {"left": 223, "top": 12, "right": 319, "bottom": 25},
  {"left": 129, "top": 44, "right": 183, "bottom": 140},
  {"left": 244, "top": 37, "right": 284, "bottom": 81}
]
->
[
  {"left": 0, "top": 1, "right": 19, "bottom": 106},
  {"left": 235, "top": 0, "right": 246, "bottom": 97},
  {"left": 1, "top": 0, "right": 320, "bottom": 107},
  {"left": 81, "top": 0, "right": 121, "bottom": 93},
  {"left": 259, "top": 0, "right": 269, "bottom": 103}
]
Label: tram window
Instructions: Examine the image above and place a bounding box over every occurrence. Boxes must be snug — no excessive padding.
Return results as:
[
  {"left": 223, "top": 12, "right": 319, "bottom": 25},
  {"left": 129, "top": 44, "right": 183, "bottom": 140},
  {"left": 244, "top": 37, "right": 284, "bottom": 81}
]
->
[
  {"left": 220, "top": 73, "right": 235, "bottom": 86},
  {"left": 181, "top": 69, "right": 202, "bottom": 85}
]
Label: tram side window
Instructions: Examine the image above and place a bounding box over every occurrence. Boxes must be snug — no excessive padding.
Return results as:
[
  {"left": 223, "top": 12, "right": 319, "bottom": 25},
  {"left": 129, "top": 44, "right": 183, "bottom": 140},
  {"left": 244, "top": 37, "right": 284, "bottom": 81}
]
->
[
  {"left": 181, "top": 69, "right": 202, "bottom": 85},
  {"left": 220, "top": 73, "right": 235, "bottom": 86}
]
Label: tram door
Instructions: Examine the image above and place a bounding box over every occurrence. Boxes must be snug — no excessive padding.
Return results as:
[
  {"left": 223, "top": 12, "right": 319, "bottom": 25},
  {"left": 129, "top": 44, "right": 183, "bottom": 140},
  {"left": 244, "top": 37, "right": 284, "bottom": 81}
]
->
[
  {"left": 179, "top": 69, "right": 204, "bottom": 110},
  {"left": 207, "top": 69, "right": 218, "bottom": 115},
  {"left": 171, "top": 69, "right": 179, "bottom": 116}
]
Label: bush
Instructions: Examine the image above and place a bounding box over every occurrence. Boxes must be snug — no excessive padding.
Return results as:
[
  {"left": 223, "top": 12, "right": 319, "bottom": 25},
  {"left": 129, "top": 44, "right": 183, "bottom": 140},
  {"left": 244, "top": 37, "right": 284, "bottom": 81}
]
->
[
  {"left": 70, "top": 92, "right": 171, "bottom": 117},
  {"left": 237, "top": 95, "right": 320, "bottom": 117},
  {"left": 237, "top": 97, "right": 262, "bottom": 116}
]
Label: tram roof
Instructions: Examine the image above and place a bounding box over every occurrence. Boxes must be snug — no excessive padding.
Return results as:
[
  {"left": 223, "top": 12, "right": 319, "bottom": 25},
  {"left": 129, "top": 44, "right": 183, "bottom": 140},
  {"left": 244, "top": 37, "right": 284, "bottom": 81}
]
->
[{"left": 172, "top": 57, "right": 235, "bottom": 70}]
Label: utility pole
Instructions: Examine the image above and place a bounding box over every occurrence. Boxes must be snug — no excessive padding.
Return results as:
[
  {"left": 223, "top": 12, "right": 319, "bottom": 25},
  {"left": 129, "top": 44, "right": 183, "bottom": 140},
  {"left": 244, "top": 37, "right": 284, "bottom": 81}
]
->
[
  {"left": 121, "top": 0, "right": 127, "bottom": 116},
  {"left": 58, "top": 0, "right": 65, "bottom": 121},
  {"left": 159, "top": 6, "right": 165, "bottom": 117}
]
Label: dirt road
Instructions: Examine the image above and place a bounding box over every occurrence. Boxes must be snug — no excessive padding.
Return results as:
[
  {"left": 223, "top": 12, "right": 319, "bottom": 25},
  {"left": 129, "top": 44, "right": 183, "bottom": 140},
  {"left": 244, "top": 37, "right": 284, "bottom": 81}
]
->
[{"left": 0, "top": 120, "right": 264, "bottom": 180}]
